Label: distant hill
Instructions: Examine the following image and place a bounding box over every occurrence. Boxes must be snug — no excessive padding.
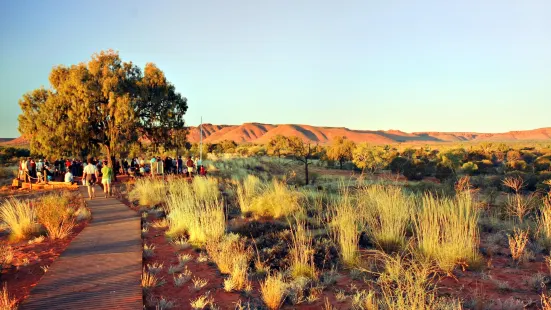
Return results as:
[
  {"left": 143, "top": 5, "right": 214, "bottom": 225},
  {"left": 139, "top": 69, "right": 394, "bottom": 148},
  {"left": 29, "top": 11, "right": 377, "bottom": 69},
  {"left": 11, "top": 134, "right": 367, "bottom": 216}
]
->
[
  {"left": 0, "top": 137, "right": 30, "bottom": 148},
  {"left": 5, "top": 125, "right": 551, "bottom": 148},
  {"left": 187, "top": 123, "right": 551, "bottom": 144}
]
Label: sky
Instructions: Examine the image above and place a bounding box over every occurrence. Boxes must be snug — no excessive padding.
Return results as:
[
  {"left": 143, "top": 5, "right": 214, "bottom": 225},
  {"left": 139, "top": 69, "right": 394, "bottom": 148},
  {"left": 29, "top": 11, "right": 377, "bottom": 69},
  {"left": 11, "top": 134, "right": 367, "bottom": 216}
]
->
[{"left": 0, "top": 0, "right": 550, "bottom": 138}]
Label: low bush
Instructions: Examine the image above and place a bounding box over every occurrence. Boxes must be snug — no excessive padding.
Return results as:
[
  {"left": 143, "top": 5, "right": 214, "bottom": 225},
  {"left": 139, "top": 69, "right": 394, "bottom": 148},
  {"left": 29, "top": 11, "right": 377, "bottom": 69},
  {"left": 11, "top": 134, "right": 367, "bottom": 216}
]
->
[
  {"left": 237, "top": 175, "right": 263, "bottom": 215},
  {"left": 206, "top": 233, "right": 251, "bottom": 291}
]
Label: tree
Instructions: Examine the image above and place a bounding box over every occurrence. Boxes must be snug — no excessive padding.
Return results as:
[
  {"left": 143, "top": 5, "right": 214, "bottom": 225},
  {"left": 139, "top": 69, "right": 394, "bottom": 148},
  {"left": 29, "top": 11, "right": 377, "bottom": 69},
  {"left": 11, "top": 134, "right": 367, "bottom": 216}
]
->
[
  {"left": 352, "top": 143, "right": 391, "bottom": 173},
  {"left": 267, "top": 135, "right": 289, "bottom": 158},
  {"left": 326, "top": 136, "right": 356, "bottom": 169},
  {"left": 285, "top": 136, "right": 321, "bottom": 185},
  {"left": 18, "top": 50, "right": 187, "bottom": 166}
]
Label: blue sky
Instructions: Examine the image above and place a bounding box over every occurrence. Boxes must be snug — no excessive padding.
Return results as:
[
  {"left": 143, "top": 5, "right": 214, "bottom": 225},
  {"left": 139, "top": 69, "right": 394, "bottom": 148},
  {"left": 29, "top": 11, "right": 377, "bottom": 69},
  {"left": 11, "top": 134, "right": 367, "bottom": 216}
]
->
[{"left": 1, "top": 0, "right": 550, "bottom": 138}]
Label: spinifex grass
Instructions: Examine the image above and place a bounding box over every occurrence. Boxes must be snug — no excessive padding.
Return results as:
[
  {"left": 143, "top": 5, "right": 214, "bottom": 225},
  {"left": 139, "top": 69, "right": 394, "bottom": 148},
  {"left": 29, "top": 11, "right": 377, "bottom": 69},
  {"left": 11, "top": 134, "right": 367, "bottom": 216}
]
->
[
  {"left": 248, "top": 179, "right": 301, "bottom": 219},
  {"left": 0, "top": 198, "right": 37, "bottom": 242},
  {"left": 329, "top": 186, "right": 361, "bottom": 266},
  {"left": 129, "top": 177, "right": 167, "bottom": 207},
  {"left": 358, "top": 185, "right": 413, "bottom": 252},
  {"left": 206, "top": 233, "right": 251, "bottom": 291},
  {"left": 165, "top": 177, "right": 225, "bottom": 245},
  {"left": 538, "top": 196, "right": 551, "bottom": 249},
  {"left": 414, "top": 192, "right": 481, "bottom": 273},
  {"left": 36, "top": 192, "right": 74, "bottom": 239},
  {"left": 261, "top": 272, "right": 287, "bottom": 310},
  {"left": 237, "top": 175, "right": 263, "bottom": 214},
  {"left": 288, "top": 219, "right": 317, "bottom": 280},
  {"left": 508, "top": 228, "right": 529, "bottom": 264}
]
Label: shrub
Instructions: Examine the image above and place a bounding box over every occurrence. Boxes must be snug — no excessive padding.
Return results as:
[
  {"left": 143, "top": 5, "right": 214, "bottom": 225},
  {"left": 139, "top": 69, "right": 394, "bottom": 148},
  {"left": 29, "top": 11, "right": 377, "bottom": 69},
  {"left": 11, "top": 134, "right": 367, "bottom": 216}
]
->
[
  {"left": 507, "top": 160, "right": 528, "bottom": 172},
  {"left": 461, "top": 162, "right": 478, "bottom": 175},
  {"left": 508, "top": 228, "right": 529, "bottom": 264},
  {"left": 261, "top": 273, "right": 287, "bottom": 310},
  {"left": 503, "top": 176, "right": 538, "bottom": 222},
  {"left": 389, "top": 156, "right": 410, "bottom": 174},
  {"left": 0, "top": 198, "right": 37, "bottom": 241},
  {"left": 128, "top": 177, "right": 167, "bottom": 207},
  {"left": 36, "top": 192, "right": 74, "bottom": 239},
  {"left": 435, "top": 163, "right": 454, "bottom": 181},
  {"left": 359, "top": 185, "right": 412, "bottom": 252},
  {"left": 165, "top": 177, "right": 225, "bottom": 245},
  {"left": 540, "top": 198, "right": 551, "bottom": 250},
  {"left": 402, "top": 160, "right": 425, "bottom": 181},
  {"left": 329, "top": 187, "right": 361, "bottom": 266},
  {"left": 535, "top": 156, "right": 551, "bottom": 172},
  {"left": 248, "top": 180, "right": 301, "bottom": 218},
  {"left": 413, "top": 192, "right": 481, "bottom": 273}
]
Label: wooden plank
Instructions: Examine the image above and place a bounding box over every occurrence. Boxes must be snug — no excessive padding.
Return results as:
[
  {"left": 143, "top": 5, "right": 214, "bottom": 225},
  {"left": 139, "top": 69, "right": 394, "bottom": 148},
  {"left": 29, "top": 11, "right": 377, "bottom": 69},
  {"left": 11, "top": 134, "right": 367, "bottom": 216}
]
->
[{"left": 21, "top": 186, "right": 142, "bottom": 310}]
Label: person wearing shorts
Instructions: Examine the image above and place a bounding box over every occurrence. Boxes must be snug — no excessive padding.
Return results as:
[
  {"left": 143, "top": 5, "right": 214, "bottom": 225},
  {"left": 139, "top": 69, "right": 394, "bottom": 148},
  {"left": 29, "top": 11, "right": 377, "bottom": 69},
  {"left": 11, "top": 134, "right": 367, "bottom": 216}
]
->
[
  {"left": 82, "top": 158, "right": 99, "bottom": 199},
  {"left": 101, "top": 161, "right": 113, "bottom": 198},
  {"left": 186, "top": 156, "right": 194, "bottom": 178}
]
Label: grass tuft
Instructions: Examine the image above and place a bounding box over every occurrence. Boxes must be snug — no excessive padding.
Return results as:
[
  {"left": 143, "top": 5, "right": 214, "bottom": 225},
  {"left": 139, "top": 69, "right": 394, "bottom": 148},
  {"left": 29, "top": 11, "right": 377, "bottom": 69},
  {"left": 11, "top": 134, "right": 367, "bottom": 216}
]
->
[
  {"left": 0, "top": 198, "right": 37, "bottom": 241},
  {"left": 260, "top": 272, "right": 287, "bottom": 310}
]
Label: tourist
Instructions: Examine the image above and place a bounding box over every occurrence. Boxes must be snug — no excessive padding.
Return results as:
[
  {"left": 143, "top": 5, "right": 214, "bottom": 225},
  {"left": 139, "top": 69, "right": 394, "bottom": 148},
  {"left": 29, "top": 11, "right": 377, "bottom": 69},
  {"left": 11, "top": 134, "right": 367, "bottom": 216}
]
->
[
  {"left": 150, "top": 156, "right": 156, "bottom": 176},
  {"left": 36, "top": 159, "right": 44, "bottom": 183},
  {"left": 186, "top": 156, "right": 194, "bottom": 177},
  {"left": 30, "top": 158, "right": 36, "bottom": 179},
  {"left": 82, "top": 158, "right": 99, "bottom": 200},
  {"left": 64, "top": 169, "right": 74, "bottom": 185},
  {"left": 101, "top": 160, "right": 113, "bottom": 198}
]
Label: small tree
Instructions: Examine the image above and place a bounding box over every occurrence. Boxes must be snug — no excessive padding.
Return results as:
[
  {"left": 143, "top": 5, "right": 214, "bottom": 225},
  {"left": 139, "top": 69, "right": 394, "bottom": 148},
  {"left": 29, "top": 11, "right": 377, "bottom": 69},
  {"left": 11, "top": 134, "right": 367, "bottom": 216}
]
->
[
  {"left": 326, "top": 136, "right": 356, "bottom": 169},
  {"left": 267, "top": 135, "right": 289, "bottom": 158},
  {"left": 285, "top": 137, "right": 321, "bottom": 185},
  {"left": 352, "top": 143, "right": 391, "bottom": 174}
]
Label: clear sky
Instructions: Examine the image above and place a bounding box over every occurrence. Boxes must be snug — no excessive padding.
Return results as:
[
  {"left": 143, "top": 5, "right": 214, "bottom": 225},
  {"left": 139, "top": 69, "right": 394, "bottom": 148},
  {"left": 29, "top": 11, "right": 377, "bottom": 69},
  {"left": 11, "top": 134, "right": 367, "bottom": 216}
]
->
[{"left": 1, "top": 0, "right": 550, "bottom": 138}]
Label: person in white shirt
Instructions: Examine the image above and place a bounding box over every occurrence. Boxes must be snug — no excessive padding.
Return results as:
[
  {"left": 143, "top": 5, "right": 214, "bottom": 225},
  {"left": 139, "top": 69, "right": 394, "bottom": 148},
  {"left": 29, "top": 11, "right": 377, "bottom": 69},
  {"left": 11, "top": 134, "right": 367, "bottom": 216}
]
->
[
  {"left": 64, "top": 171, "right": 74, "bottom": 184},
  {"left": 82, "top": 158, "right": 99, "bottom": 199}
]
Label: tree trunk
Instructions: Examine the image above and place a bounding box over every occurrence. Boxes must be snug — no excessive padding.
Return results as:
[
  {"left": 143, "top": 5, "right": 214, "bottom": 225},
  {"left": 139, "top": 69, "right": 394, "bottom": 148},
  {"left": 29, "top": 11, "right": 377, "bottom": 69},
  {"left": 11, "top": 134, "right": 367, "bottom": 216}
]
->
[
  {"left": 339, "top": 159, "right": 343, "bottom": 170},
  {"left": 304, "top": 160, "right": 309, "bottom": 185},
  {"left": 105, "top": 145, "right": 113, "bottom": 168}
]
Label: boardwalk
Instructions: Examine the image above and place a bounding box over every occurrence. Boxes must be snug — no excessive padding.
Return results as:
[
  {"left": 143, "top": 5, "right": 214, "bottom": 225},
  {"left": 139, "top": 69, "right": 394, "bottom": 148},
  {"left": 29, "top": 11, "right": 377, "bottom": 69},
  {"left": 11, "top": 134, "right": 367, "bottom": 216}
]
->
[{"left": 21, "top": 186, "right": 142, "bottom": 310}]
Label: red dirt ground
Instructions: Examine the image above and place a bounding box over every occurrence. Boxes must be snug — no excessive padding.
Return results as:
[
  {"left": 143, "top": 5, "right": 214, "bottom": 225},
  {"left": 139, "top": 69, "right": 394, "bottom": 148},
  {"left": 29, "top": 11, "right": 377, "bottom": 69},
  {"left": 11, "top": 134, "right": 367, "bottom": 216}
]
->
[{"left": 0, "top": 222, "right": 88, "bottom": 304}]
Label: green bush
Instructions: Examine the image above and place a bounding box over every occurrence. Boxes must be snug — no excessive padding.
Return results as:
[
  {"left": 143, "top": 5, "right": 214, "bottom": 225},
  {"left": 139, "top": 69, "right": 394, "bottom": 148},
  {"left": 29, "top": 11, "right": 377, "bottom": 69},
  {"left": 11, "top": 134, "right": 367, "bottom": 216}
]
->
[
  {"left": 403, "top": 160, "right": 425, "bottom": 181},
  {"left": 435, "top": 163, "right": 454, "bottom": 181},
  {"left": 389, "top": 156, "right": 410, "bottom": 174},
  {"left": 535, "top": 156, "right": 551, "bottom": 172},
  {"left": 506, "top": 160, "right": 528, "bottom": 172},
  {"left": 461, "top": 162, "right": 478, "bottom": 175}
]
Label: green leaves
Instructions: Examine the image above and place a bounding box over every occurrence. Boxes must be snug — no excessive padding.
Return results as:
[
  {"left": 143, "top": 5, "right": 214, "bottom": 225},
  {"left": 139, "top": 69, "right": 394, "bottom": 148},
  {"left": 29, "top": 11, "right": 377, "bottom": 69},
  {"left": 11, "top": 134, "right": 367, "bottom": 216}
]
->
[{"left": 18, "top": 50, "right": 188, "bottom": 162}]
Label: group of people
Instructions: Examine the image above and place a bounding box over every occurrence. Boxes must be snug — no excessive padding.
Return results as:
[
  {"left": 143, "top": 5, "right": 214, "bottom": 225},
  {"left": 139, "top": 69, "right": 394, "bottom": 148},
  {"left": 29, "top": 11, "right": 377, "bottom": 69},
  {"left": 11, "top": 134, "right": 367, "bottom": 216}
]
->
[
  {"left": 121, "top": 155, "right": 206, "bottom": 178},
  {"left": 18, "top": 157, "right": 56, "bottom": 183}
]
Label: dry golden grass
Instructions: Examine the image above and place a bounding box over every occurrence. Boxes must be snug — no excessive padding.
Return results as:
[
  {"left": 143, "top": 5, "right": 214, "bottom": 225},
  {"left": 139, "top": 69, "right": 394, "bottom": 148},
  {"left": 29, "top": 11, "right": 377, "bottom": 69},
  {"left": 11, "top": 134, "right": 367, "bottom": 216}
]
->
[
  {"left": 414, "top": 192, "right": 481, "bottom": 273},
  {"left": 0, "top": 198, "right": 37, "bottom": 241},
  {"left": 0, "top": 245, "right": 14, "bottom": 268},
  {"left": 260, "top": 272, "right": 287, "bottom": 310},
  {"left": 165, "top": 177, "right": 225, "bottom": 245},
  {"left": 237, "top": 175, "right": 263, "bottom": 214},
  {"left": 206, "top": 233, "right": 251, "bottom": 291},
  {"left": 0, "top": 285, "right": 17, "bottom": 310},
  {"left": 189, "top": 292, "right": 213, "bottom": 310},
  {"left": 329, "top": 186, "right": 361, "bottom": 266},
  {"left": 288, "top": 219, "right": 317, "bottom": 280},
  {"left": 129, "top": 177, "right": 167, "bottom": 207},
  {"left": 508, "top": 228, "right": 529, "bottom": 264},
  {"left": 141, "top": 268, "right": 164, "bottom": 293},
  {"left": 539, "top": 196, "right": 551, "bottom": 249},
  {"left": 542, "top": 291, "right": 551, "bottom": 310},
  {"left": 248, "top": 179, "right": 301, "bottom": 219},
  {"left": 36, "top": 192, "right": 74, "bottom": 239},
  {"left": 358, "top": 185, "right": 412, "bottom": 252}
]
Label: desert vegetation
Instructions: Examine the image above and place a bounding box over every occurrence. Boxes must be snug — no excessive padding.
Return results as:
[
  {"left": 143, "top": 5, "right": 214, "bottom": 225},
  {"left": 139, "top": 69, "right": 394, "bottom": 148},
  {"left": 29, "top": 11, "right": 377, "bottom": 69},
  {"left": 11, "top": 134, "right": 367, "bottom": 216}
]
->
[{"left": 134, "top": 140, "right": 551, "bottom": 309}]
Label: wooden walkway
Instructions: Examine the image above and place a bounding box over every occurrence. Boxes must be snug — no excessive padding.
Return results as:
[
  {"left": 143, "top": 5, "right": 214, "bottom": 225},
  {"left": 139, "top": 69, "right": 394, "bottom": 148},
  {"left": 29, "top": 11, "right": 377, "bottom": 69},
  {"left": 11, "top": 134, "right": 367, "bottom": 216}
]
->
[{"left": 21, "top": 186, "right": 142, "bottom": 310}]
